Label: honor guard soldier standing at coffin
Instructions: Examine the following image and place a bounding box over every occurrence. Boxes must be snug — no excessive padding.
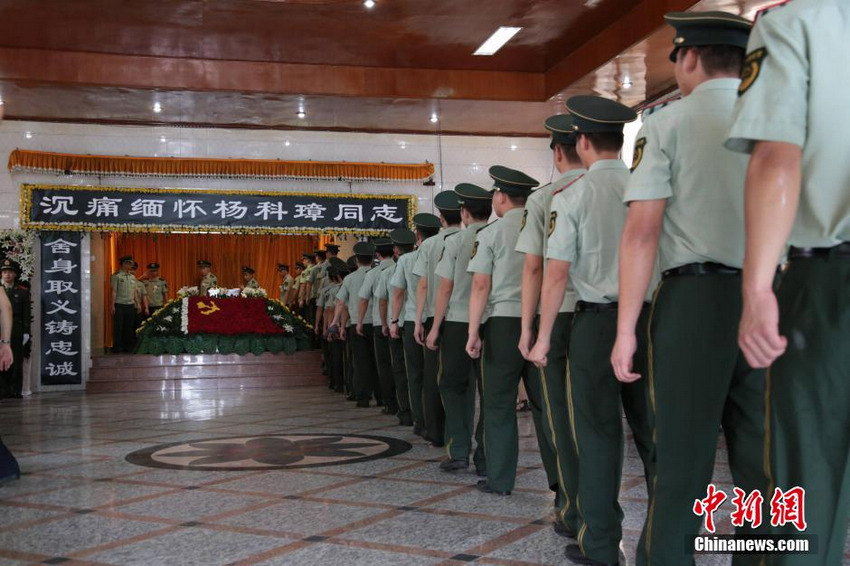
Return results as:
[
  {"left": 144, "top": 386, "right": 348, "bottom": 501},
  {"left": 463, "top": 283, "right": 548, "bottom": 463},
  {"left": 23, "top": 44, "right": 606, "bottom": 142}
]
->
[
  {"left": 278, "top": 264, "right": 293, "bottom": 301},
  {"left": 610, "top": 12, "right": 769, "bottom": 566},
  {"left": 391, "top": 212, "right": 441, "bottom": 436},
  {"left": 142, "top": 263, "right": 168, "bottom": 316},
  {"left": 427, "top": 183, "right": 493, "bottom": 476},
  {"left": 242, "top": 266, "right": 259, "bottom": 289},
  {"left": 466, "top": 166, "right": 559, "bottom": 499},
  {"left": 198, "top": 260, "right": 217, "bottom": 296},
  {"left": 725, "top": 1, "right": 850, "bottom": 563},
  {"left": 414, "top": 191, "right": 462, "bottom": 447},
  {"left": 0, "top": 259, "right": 29, "bottom": 399},
  {"left": 515, "top": 114, "right": 587, "bottom": 539},
  {"left": 528, "top": 96, "right": 654, "bottom": 566},
  {"left": 111, "top": 256, "right": 137, "bottom": 353}
]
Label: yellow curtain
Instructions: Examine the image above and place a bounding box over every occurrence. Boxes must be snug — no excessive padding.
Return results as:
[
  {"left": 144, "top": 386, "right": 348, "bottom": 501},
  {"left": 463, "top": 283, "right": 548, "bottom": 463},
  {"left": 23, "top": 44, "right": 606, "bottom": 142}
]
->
[{"left": 102, "top": 232, "right": 322, "bottom": 347}]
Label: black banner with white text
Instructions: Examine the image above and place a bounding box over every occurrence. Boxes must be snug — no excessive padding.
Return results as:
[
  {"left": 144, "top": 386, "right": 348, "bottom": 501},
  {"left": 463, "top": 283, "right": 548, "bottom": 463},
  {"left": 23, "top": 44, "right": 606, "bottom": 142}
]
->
[{"left": 40, "top": 232, "right": 82, "bottom": 386}]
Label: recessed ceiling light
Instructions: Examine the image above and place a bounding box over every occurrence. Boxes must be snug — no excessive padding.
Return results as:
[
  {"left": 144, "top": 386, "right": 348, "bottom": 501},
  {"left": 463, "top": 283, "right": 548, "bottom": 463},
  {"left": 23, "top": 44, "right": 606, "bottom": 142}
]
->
[
  {"left": 399, "top": 142, "right": 406, "bottom": 149},
  {"left": 0, "top": 97, "right": 4, "bottom": 106},
  {"left": 430, "top": 113, "right": 439, "bottom": 123},
  {"left": 25, "top": 132, "right": 32, "bottom": 139},
  {"left": 159, "top": 136, "right": 167, "bottom": 143},
  {"left": 474, "top": 26, "right": 522, "bottom": 56},
  {"left": 153, "top": 102, "right": 162, "bottom": 113},
  {"left": 285, "top": 140, "right": 291, "bottom": 147},
  {"left": 621, "top": 79, "right": 633, "bottom": 89},
  {"left": 510, "top": 144, "right": 518, "bottom": 151},
  {"left": 296, "top": 109, "right": 306, "bottom": 119},
  {"left": 363, "top": 0, "right": 375, "bottom": 7}
]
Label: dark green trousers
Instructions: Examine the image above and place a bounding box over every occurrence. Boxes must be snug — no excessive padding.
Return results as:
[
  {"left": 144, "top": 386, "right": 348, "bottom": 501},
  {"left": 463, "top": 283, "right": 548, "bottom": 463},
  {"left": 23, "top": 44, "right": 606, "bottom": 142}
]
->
[
  {"left": 422, "top": 317, "right": 445, "bottom": 445},
  {"left": 329, "top": 338, "right": 344, "bottom": 392},
  {"left": 389, "top": 335, "right": 411, "bottom": 421},
  {"left": 0, "top": 336, "right": 23, "bottom": 398},
  {"left": 344, "top": 332, "right": 354, "bottom": 396},
  {"left": 638, "top": 275, "right": 766, "bottom": 566},
  {"left": 765, "top": 257, "right": 850, "bottom": 566},
  {"left": 373, "top": 327, "right": 397, "bottom": 412},
  {"left": 403, "top": 322, "right": 425, "bottom": 429},
  {"left": 481, "top": 317, "right": 559, "bottom": 494},
  {"left": 113, "top": 303, "right": 136, "bottom": 353},
  {"left": 438, "top": 321, "right": 485, "bottom": 466},
  {"left": 352, "top": 324, "right": 378, "bottom": 404},
  {"left": 569, "top": 307, "right": 653, "bottom": 565},
  {"left": 536, "top": 312, "right": 579, "bottom": 533}
]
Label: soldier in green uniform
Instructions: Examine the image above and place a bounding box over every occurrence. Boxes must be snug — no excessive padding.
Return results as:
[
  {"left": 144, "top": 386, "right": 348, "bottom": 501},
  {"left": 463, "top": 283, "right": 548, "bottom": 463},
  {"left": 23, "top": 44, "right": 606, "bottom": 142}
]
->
[
  {"left": 0, "top": 260, "right": 29, "bottom": 399},
  {"left": 528, "top": 96, "right": 653, "bottom": 565},
  {"left": 378, "top": 230, "right": 414, "bottom": 425},
  {"left": 516, "top": 114, "right": 587, "bottom": 538},
  {"left": 242, "top": 266, "right": 260, "bottom": 289},
  {"left": 466, "top": 165, "right": 559, "bottom": 498},
  {"left": 320, "top": 258, "right": 346, "bottom": 392},
  {"left": 111, "top": 255, "right": 137, "bottom": 353},
  {"left": 289, "top": 262, "right": 304, "bottom": 307},
  {"left": 198, "top": 260, "right": 217, "bottom": 297},
  {"left": 426, "top": 183, "right": 492, "bottom": 475},
  {"left": 726, "top": 2, "right": 850, "bottom": 563},
  {"left": 332, "top": 242, "right": 377, "bottom": 407},
  {"left": 278, "top": 264, "right": 293, "bottom": 302},
  {"left": 358, "top": 238, "right": 396, "bottom": 413},
  {"left": 390, "top": 213, "right": 441, "bottom": 436},
  {"left": 299, "top": 253, "right": 315, "bottom": 316},
  {"left": 414, "top": 191, "right": 462, "bottom": 446},
  {"left": 142, "top": 263, "right": 168, "bottom": 316},
  {"left": 609, "top": 13, "right": 767, "bottom": 566}
]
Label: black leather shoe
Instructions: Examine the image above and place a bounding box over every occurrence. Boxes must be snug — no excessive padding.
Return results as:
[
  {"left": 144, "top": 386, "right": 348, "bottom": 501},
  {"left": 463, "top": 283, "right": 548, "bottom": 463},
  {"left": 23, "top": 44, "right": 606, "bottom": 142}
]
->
[
  {"left": 475, "top": 480, "right": 510, "bottom": 496},
  {"left": 439, "top": 458, "right": 469, "bottom": 472},
  {"left": 564, "top": 544, "right": 616, "bottom": 566},
  {"left": 553, "top": 520, "right": 577, "bottom": 539},
  {"left": 475, "top": 465, "right": 487, "bottom": 478},
  {"left": 355, "top": 401, "right": 370, "bottom": 408},
  {"left": 398, "top": 414, "right": 413, "bottom": 426},
  {"left": 412, "top": 424, "right": 423, "bottom": 436},
  {"left": 346, "top": 394, "right": 357, "bottom": 401}
]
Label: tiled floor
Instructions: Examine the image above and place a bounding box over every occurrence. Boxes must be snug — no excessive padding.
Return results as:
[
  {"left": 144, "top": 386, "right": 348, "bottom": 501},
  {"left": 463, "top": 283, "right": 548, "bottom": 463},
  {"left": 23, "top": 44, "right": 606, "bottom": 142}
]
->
[{"left": 0, "top": 388, "right": 845, "bottom": 565}]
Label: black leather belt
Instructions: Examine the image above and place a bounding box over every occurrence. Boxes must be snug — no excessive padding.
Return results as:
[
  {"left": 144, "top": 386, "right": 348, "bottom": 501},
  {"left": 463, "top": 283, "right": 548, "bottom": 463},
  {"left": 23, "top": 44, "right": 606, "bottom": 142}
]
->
[
  {"left": 788, "top": 242, "right": 850, "bottom": 260},
  {"left": 575, "top": 301, "right": 618, "bottom": 313},
  {"left": 662, "top": 262, "right": 741, "bottom": 280}
]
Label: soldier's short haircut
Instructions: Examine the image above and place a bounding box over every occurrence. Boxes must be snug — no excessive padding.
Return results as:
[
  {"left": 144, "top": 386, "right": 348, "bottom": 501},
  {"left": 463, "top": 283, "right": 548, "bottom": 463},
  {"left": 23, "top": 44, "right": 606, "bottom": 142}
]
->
[
  {"left": 580, "top": 132, "right": 624, "bottom": 154},
  {"left": 461, "top": 200, "right": 493, "bottom": 221},
  {"left": 506, "top": 194, "right": 528, "bottom": 207},
  {"left": 396, "top": 243, "right": 415, "bottom": 254},
  {"left": 416, "top": 226, "right": 440, "bottom": 239},
  {"left": 441, "top": 209, "right": 462, "bottom": 226},
  {"left": 355, "top": 254, "right": 373, "bottom": 266},
  {"left": 688, "top": 45, "right": 746, "bottom": 76},
  {"left": 555, "top": 143, "right": 581, "bottom": 164}
]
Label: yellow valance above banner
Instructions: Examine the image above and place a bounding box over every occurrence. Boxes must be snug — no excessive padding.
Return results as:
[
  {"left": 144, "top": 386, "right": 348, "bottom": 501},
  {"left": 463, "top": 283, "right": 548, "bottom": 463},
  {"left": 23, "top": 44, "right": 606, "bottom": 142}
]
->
[{"left": 7, "top": 150, "right": 434, "bottom": 183}]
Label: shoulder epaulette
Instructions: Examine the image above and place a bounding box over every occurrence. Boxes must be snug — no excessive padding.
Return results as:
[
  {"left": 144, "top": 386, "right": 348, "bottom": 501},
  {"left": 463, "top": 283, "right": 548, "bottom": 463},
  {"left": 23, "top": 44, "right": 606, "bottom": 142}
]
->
[
  {"left": 756, "top": 0, "right": 791, "bottom": 20},
  {"left": 642, "top": 97, "right": 681, "bottom": 118},
  {"left": 444, "top": 230, "right": 462, "bottom": 240},
  {"left": 476, "top": 221, "right": 496, "bottom": 234},
  {"left": 552, "top": 174, "right": 585, "bottom": 196}
]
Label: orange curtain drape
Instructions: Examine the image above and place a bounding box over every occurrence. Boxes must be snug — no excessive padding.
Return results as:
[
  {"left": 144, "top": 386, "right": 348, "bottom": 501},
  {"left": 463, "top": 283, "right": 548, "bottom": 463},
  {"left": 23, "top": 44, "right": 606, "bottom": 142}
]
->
[{"left": 102, "top": 232, "right": 319, "bottom": 347}]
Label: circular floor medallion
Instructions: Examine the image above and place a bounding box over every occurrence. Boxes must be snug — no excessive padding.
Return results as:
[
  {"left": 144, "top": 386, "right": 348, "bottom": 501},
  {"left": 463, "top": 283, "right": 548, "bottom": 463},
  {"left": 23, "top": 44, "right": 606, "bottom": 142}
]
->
[{"left": 126, "top": 433, "right": 411, "bottom": 471}]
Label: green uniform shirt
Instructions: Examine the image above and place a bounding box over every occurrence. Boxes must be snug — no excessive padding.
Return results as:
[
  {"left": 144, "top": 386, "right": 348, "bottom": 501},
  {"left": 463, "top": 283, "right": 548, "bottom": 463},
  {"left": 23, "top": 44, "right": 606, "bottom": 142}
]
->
[
  {"left": 413, "top": 226, "right": 461, "bottom": 319},
  {"left": 244, "top": 277, "right": 260, "bottom": 289},
  {"left": 547, "top": 159, "right": 635, "bottom": 304},
  {"left": 726, "top": 0, "right": 850, "bottom": 248},
  {"left": 280, "top": 273, "right": 293, "bottom": 299},
  {"left": 467, "top": 207, "right": 525, "bottom": 319},
  {"left": 339, "top": 265, "right": 371, "bottom": 326},
  {"left": 143, "top": 277, "right": 168, "bottom": 308},
  {"left": 435, "top": 221, "right": 487, "bottom": 323},
  {"left": 515, "top": 168, "right": 586, "bottom": 313},
  {"left": 318, "top": 281, "right": 339, "bottom": 309},
  {"left": 310, "top": 261, "right": 328, "bottom": 300},
  {"left": 200, "top": 273, "right": 217, "bottom": 296},
  {"left": 110, "top": 271, "right": 136, "bottom": 305},
  {"left": 627, "top": 79, "right": 750, "bottom": 271},
  {"left": 134, "top": 278, "right": 146, "bottom": 308},
  {"left": 375, "top": 261, "right": 399, "bottom": 326},
  {"left": 359, "top": 258, "right": 394, "bottom": 327},
  {"left": 390, "top": 250, "right": 422, "bottom": 323}
]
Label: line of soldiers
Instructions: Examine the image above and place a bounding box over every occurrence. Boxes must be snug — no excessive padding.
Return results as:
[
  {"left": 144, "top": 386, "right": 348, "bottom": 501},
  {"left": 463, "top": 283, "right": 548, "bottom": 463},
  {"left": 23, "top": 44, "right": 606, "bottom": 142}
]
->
[{"left": 314, "top": 5, "right": 849, "bottom": 565}]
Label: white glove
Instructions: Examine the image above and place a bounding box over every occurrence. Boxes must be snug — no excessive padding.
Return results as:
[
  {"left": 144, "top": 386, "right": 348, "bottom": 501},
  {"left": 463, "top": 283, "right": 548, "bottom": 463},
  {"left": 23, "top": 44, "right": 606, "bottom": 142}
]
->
[{"left": 23, "top": 333, "right": 30, "bottom": 345}]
